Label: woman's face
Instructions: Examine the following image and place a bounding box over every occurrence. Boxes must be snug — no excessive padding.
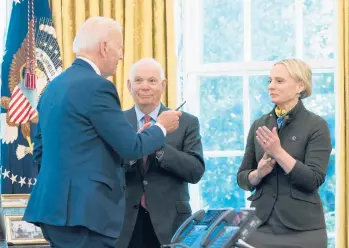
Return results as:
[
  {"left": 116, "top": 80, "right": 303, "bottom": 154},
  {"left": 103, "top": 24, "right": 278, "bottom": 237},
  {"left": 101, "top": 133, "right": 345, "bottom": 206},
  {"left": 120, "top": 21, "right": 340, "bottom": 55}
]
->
[{"left": 268, "top": 64, "right": 304, "bottom": 108}]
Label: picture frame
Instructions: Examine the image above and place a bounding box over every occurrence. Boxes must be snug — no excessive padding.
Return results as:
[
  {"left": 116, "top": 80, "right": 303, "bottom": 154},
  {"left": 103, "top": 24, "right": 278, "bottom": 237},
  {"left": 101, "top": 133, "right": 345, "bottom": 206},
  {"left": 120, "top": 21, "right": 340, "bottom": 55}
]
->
[
  {"left": 1, "top": 194, "right": 29, "bottom": 208},
  {"left": 4, "top": 215, "right": 48, "bottom": 245}
]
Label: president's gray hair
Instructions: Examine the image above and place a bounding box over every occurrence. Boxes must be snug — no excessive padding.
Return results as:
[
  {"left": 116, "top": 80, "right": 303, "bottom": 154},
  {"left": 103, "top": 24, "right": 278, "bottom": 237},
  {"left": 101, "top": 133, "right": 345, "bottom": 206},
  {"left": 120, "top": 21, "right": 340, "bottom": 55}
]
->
[
  {"left": 129, "top": 58, "right": 166, "bottom": 81},
  {"left": 73, "top": 16, "right": 122, "bottom": 54}
]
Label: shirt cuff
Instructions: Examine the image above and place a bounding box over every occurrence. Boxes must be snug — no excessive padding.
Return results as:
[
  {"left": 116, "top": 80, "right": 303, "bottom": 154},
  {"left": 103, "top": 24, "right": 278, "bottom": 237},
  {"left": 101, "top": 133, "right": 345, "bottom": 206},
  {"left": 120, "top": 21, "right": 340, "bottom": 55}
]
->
[
  {"left": 155, "top": 123, "right": 167, "bottom": 137},
  {"left": 156, "top": 150, "right": 164, "bottom": 162}
]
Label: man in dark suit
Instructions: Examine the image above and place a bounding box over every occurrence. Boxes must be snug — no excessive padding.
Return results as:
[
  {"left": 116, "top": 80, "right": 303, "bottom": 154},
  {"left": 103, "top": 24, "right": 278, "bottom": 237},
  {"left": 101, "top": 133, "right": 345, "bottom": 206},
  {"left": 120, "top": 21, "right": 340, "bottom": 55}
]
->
[
  {"left": 117, "top": 58, "right": 205, "bottom": 248},
  {"left": 23, "top": 17, "right": 182, "bottom": 248}
]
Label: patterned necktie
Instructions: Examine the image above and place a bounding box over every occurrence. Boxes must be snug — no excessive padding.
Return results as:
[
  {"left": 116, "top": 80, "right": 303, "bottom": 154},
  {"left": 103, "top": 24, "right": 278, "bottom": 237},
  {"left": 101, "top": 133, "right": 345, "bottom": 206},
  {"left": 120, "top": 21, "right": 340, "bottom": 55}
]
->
[{"left": 141, "top": 115, "right": 151, "bottom": 209}]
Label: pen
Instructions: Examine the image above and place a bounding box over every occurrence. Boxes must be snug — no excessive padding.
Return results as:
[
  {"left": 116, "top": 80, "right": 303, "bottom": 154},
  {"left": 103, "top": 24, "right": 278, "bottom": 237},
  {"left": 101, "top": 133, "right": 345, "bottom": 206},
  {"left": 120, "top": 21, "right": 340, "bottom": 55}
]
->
[{"left": 175, "top": 101, "right": 186, "bottom": 111}]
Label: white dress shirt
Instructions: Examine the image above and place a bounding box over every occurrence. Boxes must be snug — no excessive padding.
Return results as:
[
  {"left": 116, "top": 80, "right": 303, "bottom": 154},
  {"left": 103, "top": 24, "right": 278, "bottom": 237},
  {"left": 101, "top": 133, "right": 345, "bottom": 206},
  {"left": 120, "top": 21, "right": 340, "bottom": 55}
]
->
[
  {"left": 77, "top": 56, "right": 101, "bottom": 75},
  {"left": 135, "top": 104, "right": 161, "bottom": 129}
]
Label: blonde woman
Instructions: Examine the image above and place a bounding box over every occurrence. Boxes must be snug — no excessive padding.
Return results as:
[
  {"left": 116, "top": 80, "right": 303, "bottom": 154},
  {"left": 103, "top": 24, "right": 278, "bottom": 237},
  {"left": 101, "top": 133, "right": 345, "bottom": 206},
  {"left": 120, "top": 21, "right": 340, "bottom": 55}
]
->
[{"left": 237, "top": 59, "right": 331, "bottom": 248}]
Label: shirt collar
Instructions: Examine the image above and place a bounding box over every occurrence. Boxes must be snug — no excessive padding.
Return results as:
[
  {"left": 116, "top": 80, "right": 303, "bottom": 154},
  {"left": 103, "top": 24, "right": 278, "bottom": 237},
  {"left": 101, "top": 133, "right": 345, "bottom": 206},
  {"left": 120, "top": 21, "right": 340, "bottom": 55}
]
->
[
  {"left": 77, "top": 56, "right": 101, "bottom": 75},
  {"left": 134, "top": 104, "right": 161, "bottom": 122}
]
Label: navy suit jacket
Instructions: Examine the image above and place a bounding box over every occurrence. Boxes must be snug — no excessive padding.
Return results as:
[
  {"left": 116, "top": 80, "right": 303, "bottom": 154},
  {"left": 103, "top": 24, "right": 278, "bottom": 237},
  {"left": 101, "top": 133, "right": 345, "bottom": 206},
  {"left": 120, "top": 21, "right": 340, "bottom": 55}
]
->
[{"left": 23, "top": 59, "right": 166, "bottom": 238}]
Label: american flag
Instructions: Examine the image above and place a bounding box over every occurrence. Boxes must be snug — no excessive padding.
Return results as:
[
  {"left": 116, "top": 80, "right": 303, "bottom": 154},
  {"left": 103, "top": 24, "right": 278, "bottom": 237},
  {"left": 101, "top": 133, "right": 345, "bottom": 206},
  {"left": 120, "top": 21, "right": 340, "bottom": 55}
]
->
[{"left": 8, "top": 86, "right": 37, "bottom": 125}]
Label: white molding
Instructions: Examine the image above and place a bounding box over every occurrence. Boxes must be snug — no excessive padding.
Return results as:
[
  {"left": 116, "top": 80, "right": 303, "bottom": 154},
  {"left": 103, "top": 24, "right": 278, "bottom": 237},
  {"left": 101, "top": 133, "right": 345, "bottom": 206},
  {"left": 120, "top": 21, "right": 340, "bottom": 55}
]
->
[
  {"left": 182, "top": 0, "right": 193, "bottom": 75},
  {"left": 183, "top": 74, "right": 200, "bottom": 116},
  {"left": 333, "top": 0, "right": 340, "bottom": 239},
  {"left": 327, "top": 232, "right": 336, "bottom": 238},
  {"left": 182, "top": 0, "right": 202, "bottom": 210},
  {"left": 242, "top": 73, "right": 252, "bottom": 207},
  {"left": 243, "top": 74, "right": 251, "bottom": 147},
  {"left": 182, "top": 0, "right": 201, "bottom": 70}
]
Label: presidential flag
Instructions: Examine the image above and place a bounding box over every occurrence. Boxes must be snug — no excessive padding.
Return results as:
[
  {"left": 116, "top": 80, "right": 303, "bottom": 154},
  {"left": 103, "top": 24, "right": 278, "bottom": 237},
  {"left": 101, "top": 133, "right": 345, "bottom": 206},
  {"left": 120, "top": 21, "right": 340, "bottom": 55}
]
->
[{"left": 0, "top": 0, "right": 62, "bottom": 193}]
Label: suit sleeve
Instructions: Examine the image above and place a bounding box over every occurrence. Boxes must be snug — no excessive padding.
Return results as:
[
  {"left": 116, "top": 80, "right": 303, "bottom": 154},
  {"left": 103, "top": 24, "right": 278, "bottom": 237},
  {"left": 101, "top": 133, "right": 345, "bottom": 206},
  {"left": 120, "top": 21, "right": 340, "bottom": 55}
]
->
[
  {"left": 237, "top": 121, "right": 258, "bottom": 191},
  {"left": 33, "top": 101, "right": 43, "bottom": 171},
  {"left": 158, "top": 116, "right": 205, "bottom": 184},
  {"left": 285, "top": 118, "right": 332, "bottom": 192},
  {"left": 88, "top": 80, "right": 166, "bottom": 159}
]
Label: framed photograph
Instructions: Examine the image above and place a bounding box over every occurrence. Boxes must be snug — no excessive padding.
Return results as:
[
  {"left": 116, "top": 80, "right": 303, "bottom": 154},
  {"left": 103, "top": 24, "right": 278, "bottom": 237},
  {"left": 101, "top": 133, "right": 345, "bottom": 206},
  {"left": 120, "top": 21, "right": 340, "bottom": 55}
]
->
[
  {"left": 1, "top": 194, "right": 29, "bottom": 208},
  {"left": 4, "top": 215, "right": 48, "bottom": 245}
]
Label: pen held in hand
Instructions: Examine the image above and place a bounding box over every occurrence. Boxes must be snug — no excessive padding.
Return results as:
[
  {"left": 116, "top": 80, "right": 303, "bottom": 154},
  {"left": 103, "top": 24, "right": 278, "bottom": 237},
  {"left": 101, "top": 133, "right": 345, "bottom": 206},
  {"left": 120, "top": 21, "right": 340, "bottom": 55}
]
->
[{"left": 175, "top": 101, "right": 186, "bottom": 111}]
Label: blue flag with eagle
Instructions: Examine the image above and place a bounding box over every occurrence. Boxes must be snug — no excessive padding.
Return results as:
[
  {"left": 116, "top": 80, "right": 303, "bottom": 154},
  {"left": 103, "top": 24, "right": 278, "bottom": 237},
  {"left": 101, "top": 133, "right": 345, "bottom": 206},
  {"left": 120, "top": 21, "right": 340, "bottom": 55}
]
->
[{"left": 0, "top": 0, "right": 62, "bottom": 193}]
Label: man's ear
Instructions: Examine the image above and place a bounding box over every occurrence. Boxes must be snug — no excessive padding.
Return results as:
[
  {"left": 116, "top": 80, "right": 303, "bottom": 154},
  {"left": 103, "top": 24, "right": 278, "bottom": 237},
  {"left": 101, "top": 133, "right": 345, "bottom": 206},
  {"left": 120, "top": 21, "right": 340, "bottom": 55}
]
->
[
  {"left": 127, "top": 79, "right": 132, "bottom": 93},
  {"left": 100, "top": 41, "right": 107, "bottom": 58},
  {"left": 161, "top": 79, "right": 167, "bottom": 93}
]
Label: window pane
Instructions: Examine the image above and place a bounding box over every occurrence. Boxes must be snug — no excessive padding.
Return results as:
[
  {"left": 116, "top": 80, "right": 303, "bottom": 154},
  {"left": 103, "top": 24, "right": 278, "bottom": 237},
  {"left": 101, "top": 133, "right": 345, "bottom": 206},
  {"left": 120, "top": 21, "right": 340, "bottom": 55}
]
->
[
  {"left": 303, "top": 0, "right": 335, "bottom": 59},
  {"left": 249, "top": 75, "right": 273, "bottom": 124},
  {"left": 200, "top": 156, "right": 245, "bottom": 209},
  {"left": 203, "top": 0, "right": 244, "bottom": 63},
  {"left": 327, "top": 237, "right": 335, "bottom": 248},
  {"left": 319, "top": 154, "right": 336, "bottom": 233},
  {"left": 251, "top": 0, "right": 295, "bottom": 61},
  {"left": 303, "top": 72, "right": 335, "bottom": 148},
  {"left": 199, "top": 76, "right": 244, "bottom": 151}
]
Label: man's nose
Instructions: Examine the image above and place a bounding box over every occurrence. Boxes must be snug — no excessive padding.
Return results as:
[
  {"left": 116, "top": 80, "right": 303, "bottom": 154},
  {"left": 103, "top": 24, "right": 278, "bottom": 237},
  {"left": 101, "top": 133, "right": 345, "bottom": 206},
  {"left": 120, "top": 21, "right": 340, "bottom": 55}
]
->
[{"left": 140, "top": 82, "right": 151, "bottom": 89}]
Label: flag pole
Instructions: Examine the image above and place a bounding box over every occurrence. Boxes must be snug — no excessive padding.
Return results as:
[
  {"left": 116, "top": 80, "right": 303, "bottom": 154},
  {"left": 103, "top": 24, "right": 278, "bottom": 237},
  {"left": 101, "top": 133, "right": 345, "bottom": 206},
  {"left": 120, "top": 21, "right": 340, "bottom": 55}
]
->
[{"left": 25, "top": 0, "right": 36, "bottom": 90}]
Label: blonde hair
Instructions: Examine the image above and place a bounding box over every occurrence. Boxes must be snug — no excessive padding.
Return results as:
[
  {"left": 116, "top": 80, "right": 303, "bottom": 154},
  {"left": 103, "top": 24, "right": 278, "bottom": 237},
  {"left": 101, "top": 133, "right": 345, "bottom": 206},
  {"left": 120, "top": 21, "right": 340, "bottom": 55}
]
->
[{"left": 275, "top": 58, "right": 312, "bottom": 98}]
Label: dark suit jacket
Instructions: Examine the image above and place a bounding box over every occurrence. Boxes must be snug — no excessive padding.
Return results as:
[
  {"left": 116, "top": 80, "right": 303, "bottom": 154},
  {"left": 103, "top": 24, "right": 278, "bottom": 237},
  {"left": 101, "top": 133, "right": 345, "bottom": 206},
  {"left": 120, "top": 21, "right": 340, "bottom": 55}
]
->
[
  {"left": 237, "top": 100, "right": 331, "bottom": 231},
  {"left": 23, "top": 59, "right": 166, "bottom": 239},
  {"left": 117, "top": 104, "right": 205, "bottom": 247}
]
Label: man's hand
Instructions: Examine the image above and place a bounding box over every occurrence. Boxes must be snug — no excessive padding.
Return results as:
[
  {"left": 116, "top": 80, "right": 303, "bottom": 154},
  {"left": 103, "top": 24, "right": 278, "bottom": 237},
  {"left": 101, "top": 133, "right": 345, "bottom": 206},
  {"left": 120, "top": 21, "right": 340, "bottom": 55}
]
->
[
  {"left": 137, "top": 122, "right": 151, "bottom": 133},
  {"left": 156, "top": 110, "right": 182, "bottom": 133}
]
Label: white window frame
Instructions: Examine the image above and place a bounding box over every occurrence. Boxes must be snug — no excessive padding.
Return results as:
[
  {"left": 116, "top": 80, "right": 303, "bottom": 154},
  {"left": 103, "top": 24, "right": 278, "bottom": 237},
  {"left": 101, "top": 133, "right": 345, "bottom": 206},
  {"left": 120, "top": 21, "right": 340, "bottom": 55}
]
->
[{"left": 179, "top": 0, "right": 338, "bottom": 241}]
